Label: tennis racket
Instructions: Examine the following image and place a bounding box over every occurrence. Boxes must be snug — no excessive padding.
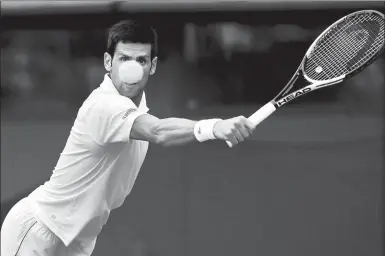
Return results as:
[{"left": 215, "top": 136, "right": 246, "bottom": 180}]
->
[{"left": 227, "top": 9, "right": 384, "bottom": 147}]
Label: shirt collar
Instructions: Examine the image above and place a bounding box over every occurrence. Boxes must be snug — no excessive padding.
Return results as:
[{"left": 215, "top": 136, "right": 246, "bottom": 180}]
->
[{"left": 100, "top": 74, "right": 149, "bottom": 112}]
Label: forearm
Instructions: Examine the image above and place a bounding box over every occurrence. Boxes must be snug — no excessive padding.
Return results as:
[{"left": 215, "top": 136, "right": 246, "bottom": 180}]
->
[
  {"left": 131, "top": 114, "right": 221, "bottom": 147},
  {"left": 152, "top": 118, "right": 198, "bottom": 147}
]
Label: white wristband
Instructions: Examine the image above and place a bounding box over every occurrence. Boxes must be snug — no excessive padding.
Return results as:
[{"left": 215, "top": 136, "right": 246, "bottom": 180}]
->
[{"left": 194, "top": 119, "right": 222, "bottom": 142}]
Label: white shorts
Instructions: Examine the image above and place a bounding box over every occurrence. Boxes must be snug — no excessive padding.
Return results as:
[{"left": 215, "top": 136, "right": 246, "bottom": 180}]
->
[{"left": 1, "top": 197, "right": 96, "bottom": 256}]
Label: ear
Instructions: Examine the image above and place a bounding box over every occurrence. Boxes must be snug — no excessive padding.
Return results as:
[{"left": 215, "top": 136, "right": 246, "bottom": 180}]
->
[
  {"left": 104, "top": 52, "right": 112, "bottom": 72},
  {"left": 150, "top": 57, "right": 158, "bottom": 75}
]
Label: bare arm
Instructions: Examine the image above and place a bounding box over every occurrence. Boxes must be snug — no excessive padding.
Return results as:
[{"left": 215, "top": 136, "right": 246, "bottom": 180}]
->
[
  {"left": 130, "top": 113, "right": 256, "bottom": 147},
  {"left": 130, "top": 114, "right": 198, "bottom": 147}
]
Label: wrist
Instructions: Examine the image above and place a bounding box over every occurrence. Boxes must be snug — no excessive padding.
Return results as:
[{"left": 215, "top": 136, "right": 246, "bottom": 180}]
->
[{"left": 194, "top": 119, "right": 222, "bottom": 142}]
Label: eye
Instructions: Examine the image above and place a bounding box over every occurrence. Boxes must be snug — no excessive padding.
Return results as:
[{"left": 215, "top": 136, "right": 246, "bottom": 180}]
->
[
  {"left": 138, "top": 58, "right": 147, "bottom": 65},
  {"left": 120, "top": 56, "right": 130, "bottom": 61}
]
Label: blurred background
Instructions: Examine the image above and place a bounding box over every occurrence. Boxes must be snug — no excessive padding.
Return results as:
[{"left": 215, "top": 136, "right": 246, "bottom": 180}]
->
[{"left": 1, "top": 1, "right": 384, "bottom": 256}]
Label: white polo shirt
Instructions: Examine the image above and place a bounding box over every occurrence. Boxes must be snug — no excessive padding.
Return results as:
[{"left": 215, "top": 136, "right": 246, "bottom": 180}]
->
[{"left": 28, "top": 74, "right": 149, "bottom": 246}]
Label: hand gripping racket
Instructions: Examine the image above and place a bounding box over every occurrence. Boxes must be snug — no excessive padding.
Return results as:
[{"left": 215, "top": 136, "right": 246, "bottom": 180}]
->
[{"left": 227, "top": 10, "right": 384, "bottom": 147}]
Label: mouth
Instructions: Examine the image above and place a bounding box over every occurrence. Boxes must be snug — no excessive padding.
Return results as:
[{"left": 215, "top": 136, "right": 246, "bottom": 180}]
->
[{"left": 124, "top": 82, "right": 138, "bottom": 86}]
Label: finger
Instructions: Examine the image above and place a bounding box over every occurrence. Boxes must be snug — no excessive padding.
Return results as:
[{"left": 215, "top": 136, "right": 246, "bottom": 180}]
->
[
  {"left": 226, "top": 140, "right": 233, "bottom": 147},
  {"left": 238, "top": 125, "right": 250, "bottom": 139},
  {"left": 227, "top": 132, "right": 239, "bottom": 146},
  {"left": 233, "top": 129, "right": 245, "bottom": 142},
  {"left": 244, "top": 119, "right": 256, "bottom": 131}
]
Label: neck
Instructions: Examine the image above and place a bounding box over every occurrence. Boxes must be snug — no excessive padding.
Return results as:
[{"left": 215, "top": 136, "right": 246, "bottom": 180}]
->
[{"left": 131, "top": 91, "right": 143, "bottom": 107}]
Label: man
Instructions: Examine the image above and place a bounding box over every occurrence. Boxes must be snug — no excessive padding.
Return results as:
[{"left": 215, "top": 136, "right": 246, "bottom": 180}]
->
[{"left": 1, "top": 20, "right": 255, "bottom": 255}]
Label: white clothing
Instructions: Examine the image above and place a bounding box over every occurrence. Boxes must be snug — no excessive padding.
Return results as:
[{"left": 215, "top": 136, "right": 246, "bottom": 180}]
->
[
  {"left": 1, "top": 197, "right": 96, "bottom": 256},
  {"left": 28, "top": 74, "right": 149, "bottom": 246}
]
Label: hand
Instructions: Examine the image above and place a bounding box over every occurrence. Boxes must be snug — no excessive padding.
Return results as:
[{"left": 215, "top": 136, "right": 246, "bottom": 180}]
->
[{"left": 213, "top": 116, "right": 255, "bottom": 147}]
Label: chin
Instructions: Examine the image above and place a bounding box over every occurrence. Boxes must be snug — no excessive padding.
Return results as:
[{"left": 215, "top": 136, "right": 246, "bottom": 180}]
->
[
  {"left": 118, "top": 86, "right": 136, "bottom": 97},
  {"left": 121, "top": 91, "right": 136, "bottom": 99},
  {"left": 122, "top": 89, "right": 142, "bottom": 99}
]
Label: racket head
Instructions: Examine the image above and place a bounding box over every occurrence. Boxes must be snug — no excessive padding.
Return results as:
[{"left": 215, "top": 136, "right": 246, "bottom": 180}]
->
[{"left": 302, "top": 10, "right": 384, "bottom": 83}]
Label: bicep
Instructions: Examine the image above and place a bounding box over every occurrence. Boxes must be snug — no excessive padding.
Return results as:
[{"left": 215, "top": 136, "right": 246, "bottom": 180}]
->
[{"left": 130, "top": 113, "right": 160, "bottom": 143}]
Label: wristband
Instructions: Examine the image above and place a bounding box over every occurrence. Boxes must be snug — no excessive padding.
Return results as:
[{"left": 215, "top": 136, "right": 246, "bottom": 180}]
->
[{"left": 194, "top": 119, "right": 222, "bottom": 142}]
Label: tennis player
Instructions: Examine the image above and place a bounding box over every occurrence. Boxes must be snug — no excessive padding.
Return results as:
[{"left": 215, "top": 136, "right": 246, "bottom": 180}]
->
[{"left": 1, "top": 20, "right": 255, "bottom": 255}]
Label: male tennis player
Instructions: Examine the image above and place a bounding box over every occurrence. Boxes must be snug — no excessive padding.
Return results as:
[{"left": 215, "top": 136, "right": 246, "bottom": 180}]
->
[{"left": 1, "top": 20, "right": 255, "bottom": 255}]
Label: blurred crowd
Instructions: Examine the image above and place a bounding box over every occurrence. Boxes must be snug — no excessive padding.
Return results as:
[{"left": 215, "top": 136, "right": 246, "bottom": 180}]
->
[{"left": 1, "top": 10, "right": 383, "bottom": 120}]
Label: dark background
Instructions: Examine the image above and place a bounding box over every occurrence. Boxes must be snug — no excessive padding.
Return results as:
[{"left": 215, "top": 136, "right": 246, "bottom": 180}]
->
[{"left": 1, "top": 1, "right": 384, "bottom": 256}]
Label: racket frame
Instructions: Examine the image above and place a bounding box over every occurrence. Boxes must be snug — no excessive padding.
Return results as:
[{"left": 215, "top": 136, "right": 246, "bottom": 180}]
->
[
  {"left": 226, "top": 9, "right": 384, "bottom": 147},
  {"left": 304, "top": 9, "right": 385, "bottom": 81},
  {"left": 273, "top": 9, "right": 384, "bottom": 109}
]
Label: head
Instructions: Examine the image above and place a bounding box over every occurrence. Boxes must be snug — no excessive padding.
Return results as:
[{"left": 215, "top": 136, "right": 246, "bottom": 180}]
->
[{"left": 104, "top": 20, "right": 158, "bottom": 100}]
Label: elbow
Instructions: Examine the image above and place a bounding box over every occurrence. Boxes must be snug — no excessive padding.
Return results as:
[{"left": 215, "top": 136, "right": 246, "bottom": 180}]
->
[
  {"left": 151, "top": 125, "right": 171, "bottom": 147},
  {"left": 154, "top": 134, "right": 173, "bottom": 147},
  {"left": 154, "top": 134, "right": 166, "bottom": 147}
]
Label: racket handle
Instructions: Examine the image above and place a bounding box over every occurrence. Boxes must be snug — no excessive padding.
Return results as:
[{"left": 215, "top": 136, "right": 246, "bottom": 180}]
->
[{"left": 226, "top": 102, "right": 276, "bottom": 147}]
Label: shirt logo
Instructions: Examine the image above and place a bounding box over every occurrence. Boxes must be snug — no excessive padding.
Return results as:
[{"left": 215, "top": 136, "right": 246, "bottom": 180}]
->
[{"left": 122, "top": 108, "right": 137, "bottom": 120}]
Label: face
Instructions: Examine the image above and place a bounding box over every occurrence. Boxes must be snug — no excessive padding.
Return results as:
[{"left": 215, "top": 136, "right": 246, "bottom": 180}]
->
[{"left": 104, "top": 41, "right": 157, "bottom": 99}]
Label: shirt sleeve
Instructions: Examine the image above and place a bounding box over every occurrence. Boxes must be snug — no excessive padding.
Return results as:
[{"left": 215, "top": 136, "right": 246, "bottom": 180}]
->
[{"left": 90, "top": 97, "right": 147, "bottom": 145}]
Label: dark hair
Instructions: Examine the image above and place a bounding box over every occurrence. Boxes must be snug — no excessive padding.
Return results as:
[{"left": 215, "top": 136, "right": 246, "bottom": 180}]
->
[{"left": 107, "top": 20, "right": 158, "bottom": 59}]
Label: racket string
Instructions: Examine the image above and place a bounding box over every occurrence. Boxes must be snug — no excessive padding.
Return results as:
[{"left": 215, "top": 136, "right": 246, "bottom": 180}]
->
[
  {"left": 328, "top": 15, "right": 382, "bottom": 76},
  {"left": 310, "top": 19, "right": 361, "bottom": 74},
  {"left": 313, "top": 16, "right": 380, "bottom": 76},
  {"left": 317, "top": 25, "right": 373, "bottom": 76},
  {"left": 308, "top": 23, "right": 359, "bottom": 77},
  {"left": 349, "top": 19, "right": 383, "bottom": 70},
  {"left": 304, "top": 12, "right": 384, "bottom": 81},
  {"left": 316, "top": 14, "right": 381, "bottom": 57}
]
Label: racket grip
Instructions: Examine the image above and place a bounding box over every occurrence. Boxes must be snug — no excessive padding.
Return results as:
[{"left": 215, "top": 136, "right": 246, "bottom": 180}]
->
[{"left": 226, "top": 102, "right": 276, "bottom": 147}]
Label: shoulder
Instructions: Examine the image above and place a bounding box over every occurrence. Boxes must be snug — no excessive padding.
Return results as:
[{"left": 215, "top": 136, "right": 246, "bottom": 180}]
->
[{"left": 81, "top": 89, "right": 137, "bottom": 119}]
